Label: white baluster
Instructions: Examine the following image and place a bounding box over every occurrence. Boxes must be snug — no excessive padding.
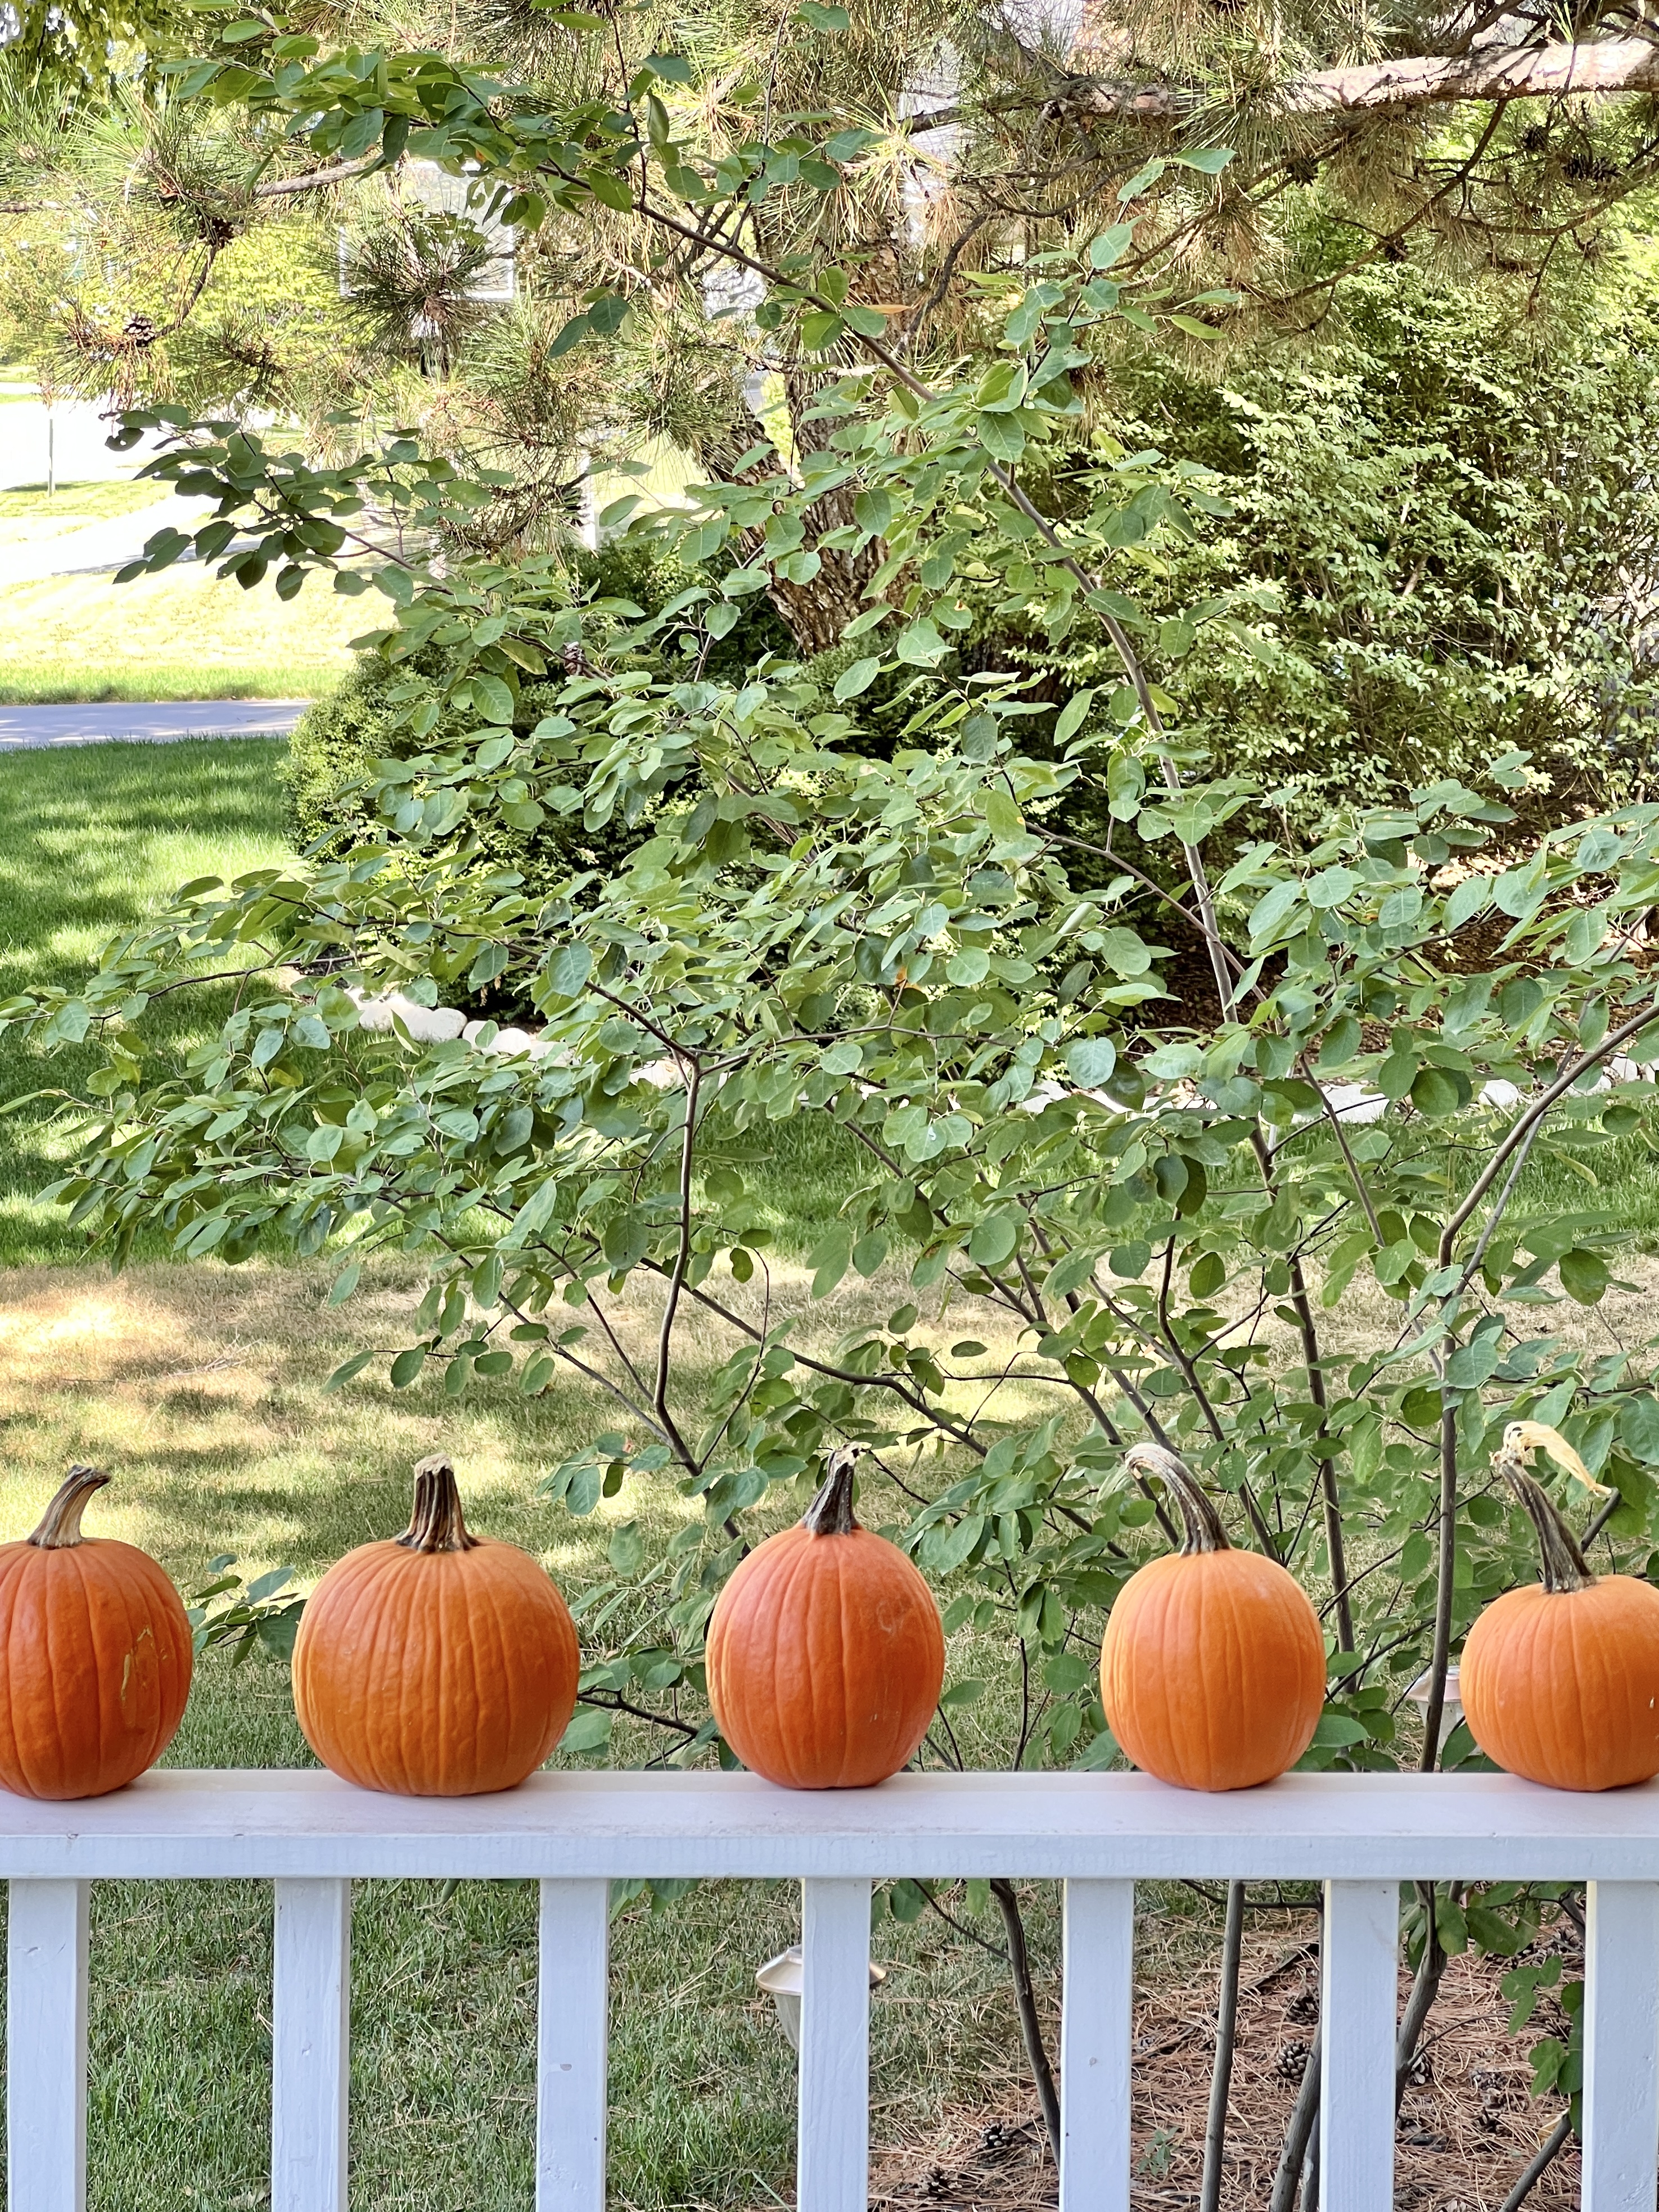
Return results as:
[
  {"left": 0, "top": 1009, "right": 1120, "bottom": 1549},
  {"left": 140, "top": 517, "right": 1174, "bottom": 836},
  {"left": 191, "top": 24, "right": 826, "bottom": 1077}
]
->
[
  {"left": 8, "top": 1877, "right": 89, "bottom": 2212},
  {"left": 272, "top": 1876, "right": 351, "bottom": 2212},
  {"left": 1059, "top": 1879, "right": 1133, "bottom": 2212},
  {"left": 537, "top": 1879, "right": 609, "bottom": 2212},
  {"left": 1583, "top": 1880, "right": 1659, "bottom": 2210},
  {"left": 1319, "top": 1880, "right": 1397, "bottom": 2212},
  {"left": 797, "top": 1878, "right": 872, "bottom": 2212}
]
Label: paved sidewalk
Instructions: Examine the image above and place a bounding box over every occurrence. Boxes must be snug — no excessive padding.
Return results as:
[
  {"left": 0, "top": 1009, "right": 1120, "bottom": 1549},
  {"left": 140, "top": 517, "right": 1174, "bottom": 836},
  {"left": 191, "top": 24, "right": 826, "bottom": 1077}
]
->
[{"left": 0, "top": 701, "right": 309, "bottom": 749}]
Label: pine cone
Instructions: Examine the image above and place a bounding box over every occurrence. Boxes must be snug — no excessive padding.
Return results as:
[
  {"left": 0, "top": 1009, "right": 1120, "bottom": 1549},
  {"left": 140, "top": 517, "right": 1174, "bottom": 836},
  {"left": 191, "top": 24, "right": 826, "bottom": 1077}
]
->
[
  {"left": 1285, "top": 1984, "right": 1319, "bottom": 2025},
  {"left": 123, "top": 314, "right": 158, "bottom": 347},
  {"left": 1274, "top": 2039, "right": 1311, "bottom": 2080}
]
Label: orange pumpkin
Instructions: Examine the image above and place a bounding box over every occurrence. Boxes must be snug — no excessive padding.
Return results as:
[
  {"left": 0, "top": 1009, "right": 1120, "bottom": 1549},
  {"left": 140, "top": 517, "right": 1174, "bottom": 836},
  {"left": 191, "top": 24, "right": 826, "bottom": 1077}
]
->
[
  {"left": 706, "top": 1448, "right": 945, "bottom": 1788},
  {"left": 0, "top": 1465, "right": 193, "bottom": 1800},
  {"left": 1101, "top": 1445, "right": 1326, "bottom": 1791},
  {"left": 1462, "top": 1423, "right": 1659, "bottom": 1791},
  {"left": 292, "top": 1453, "right": 580, "bottom": 1796}
]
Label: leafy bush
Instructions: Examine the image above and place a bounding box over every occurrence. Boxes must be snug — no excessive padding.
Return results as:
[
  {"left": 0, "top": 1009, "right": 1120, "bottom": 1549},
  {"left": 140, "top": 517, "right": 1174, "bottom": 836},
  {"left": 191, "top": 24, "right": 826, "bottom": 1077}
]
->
[
  {"left": 284, "top": 539, "right": 790, "bottom": 859},
  {"left": 1114, "top": 265, "right": 1659, "bottom": 824}
]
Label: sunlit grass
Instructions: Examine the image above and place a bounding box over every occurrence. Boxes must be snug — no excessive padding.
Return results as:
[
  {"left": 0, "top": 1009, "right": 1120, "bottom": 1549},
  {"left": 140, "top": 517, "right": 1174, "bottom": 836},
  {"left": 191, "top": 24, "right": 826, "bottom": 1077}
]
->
[{"left": 0, "top": 566, "right": 360, "bottom": 699}]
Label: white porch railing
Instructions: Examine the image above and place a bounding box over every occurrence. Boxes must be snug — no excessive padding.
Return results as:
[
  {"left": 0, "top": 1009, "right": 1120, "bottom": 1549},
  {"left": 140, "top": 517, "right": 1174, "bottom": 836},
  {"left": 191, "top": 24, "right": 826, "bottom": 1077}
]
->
[{"left": 5, "top": 1767, "right": 1658, "bottom": 2212}]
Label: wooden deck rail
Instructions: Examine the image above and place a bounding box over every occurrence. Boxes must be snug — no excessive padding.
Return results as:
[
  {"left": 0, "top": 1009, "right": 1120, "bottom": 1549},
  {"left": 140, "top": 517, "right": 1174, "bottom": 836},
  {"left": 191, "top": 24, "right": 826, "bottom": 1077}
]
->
[{"left": 5, "top": 1767, "right": 1658, "bottom": 2211}]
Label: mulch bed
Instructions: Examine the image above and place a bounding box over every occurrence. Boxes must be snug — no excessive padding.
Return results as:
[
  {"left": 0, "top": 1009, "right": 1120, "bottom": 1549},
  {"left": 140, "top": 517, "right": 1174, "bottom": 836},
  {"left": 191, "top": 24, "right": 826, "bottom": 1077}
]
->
[{"left": 870, "top": 1924, "right": 1579, "bottom": 2211}]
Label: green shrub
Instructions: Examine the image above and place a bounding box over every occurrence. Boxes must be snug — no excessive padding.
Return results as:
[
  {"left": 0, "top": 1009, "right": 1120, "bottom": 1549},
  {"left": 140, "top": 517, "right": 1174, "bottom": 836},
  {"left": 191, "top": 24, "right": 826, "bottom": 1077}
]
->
[{"left": 284, "top": 540, "right": 790, "bottom": 860}]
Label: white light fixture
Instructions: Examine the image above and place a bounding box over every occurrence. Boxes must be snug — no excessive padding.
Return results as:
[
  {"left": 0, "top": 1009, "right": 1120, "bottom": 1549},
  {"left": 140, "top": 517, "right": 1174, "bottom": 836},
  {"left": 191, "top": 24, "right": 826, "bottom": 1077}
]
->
[
  {"left": 1406, "top": 1665, "right": 1463, "bottom": 1753},
  {"left": 755, "top": 1945, "right": 887, "bottom": 2051}
]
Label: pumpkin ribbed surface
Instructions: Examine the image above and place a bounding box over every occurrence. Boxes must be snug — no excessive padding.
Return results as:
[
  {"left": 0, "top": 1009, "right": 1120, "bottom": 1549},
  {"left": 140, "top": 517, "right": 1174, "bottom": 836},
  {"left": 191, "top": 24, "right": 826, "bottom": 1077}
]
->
[
  {"left": 1102, "top": 1546, "right": 1326, "bottom": 1793},
  {"left": 0, "top": 1470, "right": 192, "bottom": 1800},
  {"left": 707, "top": 1457, "right": 945, "bottom": 1790},
  {"left": 292, "top": 1458, "right": 579, "bottom": 1797},
  {"left": 1462, "top": 1577, "right": 1659, "bottom": 1791}
]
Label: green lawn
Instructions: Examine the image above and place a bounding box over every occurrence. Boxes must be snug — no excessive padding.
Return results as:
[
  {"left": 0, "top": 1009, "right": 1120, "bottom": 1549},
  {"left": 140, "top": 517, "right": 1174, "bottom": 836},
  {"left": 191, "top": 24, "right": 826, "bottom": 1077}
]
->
[
  {"left": 0, "top": 567, "right": 359, "bottom": 704},
  {"left": 0, "top": 477, "right": 170, "bottom": 521},
  {"left": 0, "top": 739, "right": 294, "bottom": 1265}
]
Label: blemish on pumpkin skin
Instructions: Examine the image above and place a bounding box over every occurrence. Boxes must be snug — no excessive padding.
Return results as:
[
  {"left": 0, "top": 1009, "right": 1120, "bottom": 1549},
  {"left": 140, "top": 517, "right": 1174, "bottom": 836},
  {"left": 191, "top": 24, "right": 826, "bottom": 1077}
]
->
[{"left": 118, "top": 1623, "right": 156, "bottom": 1709}]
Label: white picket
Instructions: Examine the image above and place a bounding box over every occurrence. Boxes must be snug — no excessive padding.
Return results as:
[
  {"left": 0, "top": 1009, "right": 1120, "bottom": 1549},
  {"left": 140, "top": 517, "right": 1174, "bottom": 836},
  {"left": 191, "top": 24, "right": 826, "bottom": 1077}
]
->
[
  {"left": 7, "top": 1877, "right": 88, "bottom": 2212},
  {"left": 1058, "top": 1879, "right": 1134, "bottom": 2212},
  {"left": 797, "top": 1878, "right": 872, "bottom": 2212},
  {"left": 537, "top": 1879, "right": 610, "bottom": 2212},
  {"left": 271, "top": 1876, "right": 351, "bottom": 2212},
  {"left": 1318, "top": 1880, "right": 1397, "bottom": 2212},
  {"left": 1582, "top": 1880, "right": 1659, "bottom": 2210}
]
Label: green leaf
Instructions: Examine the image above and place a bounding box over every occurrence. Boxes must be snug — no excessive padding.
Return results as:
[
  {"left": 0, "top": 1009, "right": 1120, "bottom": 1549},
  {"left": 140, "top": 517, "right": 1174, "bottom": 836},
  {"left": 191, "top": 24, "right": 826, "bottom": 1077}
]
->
[
  {"left": 1088, "top": 223, "right": 1135, "bottom": 269},
  {"left": 1066, "top": 1038, "right": 1117, "bottom": 1089},
  {"left": 389, "top": 1344, "right": 427, "bottom": 1388},
  {"left": 545, "top": 944, "right": 593, "bottom": 1000},
  {"left": 1445, "top": 1335, "right": 1500, "bottom": 1391},
  {"left": 473, "top": 674, "right": 516, "bottom": 724},
  {"left": 1171, "top": 147, "right": 1234, "bottom": 173},
  {"left": 1620, "top": 1396, "right": 1659, "bottom": 1463},
  {"left": 984, "top": 790, "right": 1024, "bottom": 841},
  {"left": 1309, "top": 1713, "right": 1368, "bottom": 1747},
  {"left": 853, "top": 489, "right": 892, "bottom": 536},
  {"left": 1248, "top": 882, "right": 1300, "bottom": 942},
  {"left": 939, "top": 1676, "right": 987, "bottom": 1707},
  {"left": 833, "top": 656, "right": 882, "bottom": 699},
  {"left": 608, "top": 1520, "right": 644, "bottom": 1576},
  {"left": 1411, "top": 1067, "right": 1459, "bottom": 1118},
  {"left": 324, "top": 1349, "right": 376, "bottom": 1392},
  {"left": 1559, "top": 1247, "right": 1609, "bottom": 1304},
  {"left": 1054, "top": 689, "right": 1095, "bottom": 743},
  {"left": 968, "top": 1212, "right": 1019, "bottom": 1267},
  {"left": 800, "top": 309, "right": 845, "bottom": 351},
  {"left": 795, "top": 1, "right": 849, "bottom": 24},
  {"left": 560, "top": 1708, "right": 614, "bottom": 1754},
  {"left": 809, "top": 1224, "right": 853, "bottom": 1299},
  {"left": 1117, "top": 159, "right": 1166, "bottom": 202}
]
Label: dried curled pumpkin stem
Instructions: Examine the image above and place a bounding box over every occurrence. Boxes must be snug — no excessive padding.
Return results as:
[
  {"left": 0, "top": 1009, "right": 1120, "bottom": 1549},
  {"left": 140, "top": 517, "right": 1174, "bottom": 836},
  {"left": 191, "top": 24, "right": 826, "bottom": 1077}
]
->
[
  {"left": 802, "top": 1448, "right": 860, "bottom": 1536},
  {"left": 28, "top": 1465, "right": 111, "bottom": 1550},
  {"left": 1122, "top": 1444, "right": 1230, "bottom": 1555},
  {"left": 398, "top": 1455, "right": 480, "bottom": 1554},
  {"left": 1494, "top": 1420, "right": 1611, "bottom": 1595},
  {"left": 1494, "top": 1455, "right": 1595, "bottom": 1595}
]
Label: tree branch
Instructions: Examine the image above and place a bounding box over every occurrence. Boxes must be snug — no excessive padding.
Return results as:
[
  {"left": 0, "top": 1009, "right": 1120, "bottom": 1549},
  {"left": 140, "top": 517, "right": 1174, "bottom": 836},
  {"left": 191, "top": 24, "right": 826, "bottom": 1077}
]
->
[
  {"left": 253, "top": 152, "right": 385, "bottom": 200},
  {"left": 911, "top": 36, "right": 1659, "bottom": 129}
]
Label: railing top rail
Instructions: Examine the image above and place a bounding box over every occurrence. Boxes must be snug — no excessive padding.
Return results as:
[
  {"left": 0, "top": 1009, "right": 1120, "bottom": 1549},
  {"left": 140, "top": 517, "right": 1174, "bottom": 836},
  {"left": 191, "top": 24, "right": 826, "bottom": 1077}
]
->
[{"left": 1, "top": 1768, "right": 1657, "bottom": 1881}]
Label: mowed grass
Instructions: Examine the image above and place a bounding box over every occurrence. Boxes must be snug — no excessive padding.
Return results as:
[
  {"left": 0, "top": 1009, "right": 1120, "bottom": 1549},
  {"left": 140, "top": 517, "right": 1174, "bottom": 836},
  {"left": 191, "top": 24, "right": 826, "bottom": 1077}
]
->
[
  {"left": 0, "top": 739, "right": 294, "bottom": 1265},
  {"left": 0, "top": 565, "right": 360, "bottom": 702},
  {"left": 0, "top": 477, "right": 170, "bottom": 522}
]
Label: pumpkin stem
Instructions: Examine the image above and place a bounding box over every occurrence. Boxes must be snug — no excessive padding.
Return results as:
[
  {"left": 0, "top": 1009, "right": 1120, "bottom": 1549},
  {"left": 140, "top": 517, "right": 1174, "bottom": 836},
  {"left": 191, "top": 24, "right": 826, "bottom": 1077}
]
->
[
  {"left": 1495, "top": 1450, "right": 1595, "bottom": 1595},
  {"left": 1122, "top": 1444, "right": 1230, "bottom": 1555},
  {"left": 803, "top": 1448, "right": 860, "bottom": 1536},
  {"left": 29, "top": 1464, "right": 111, "bottom": 1549},
  {"left": 398, "top": 1455, "right": 480, "bottom": 1554}
]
